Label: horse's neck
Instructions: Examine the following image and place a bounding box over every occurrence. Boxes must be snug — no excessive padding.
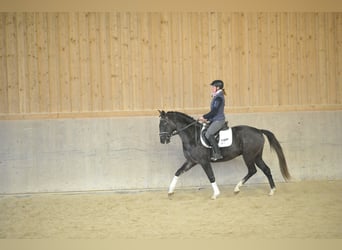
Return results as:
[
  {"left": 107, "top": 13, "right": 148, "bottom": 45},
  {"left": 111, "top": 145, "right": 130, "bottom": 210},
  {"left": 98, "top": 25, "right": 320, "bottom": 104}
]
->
[{"left": 176, "top": 120, "right": 199, "bottom": 145}]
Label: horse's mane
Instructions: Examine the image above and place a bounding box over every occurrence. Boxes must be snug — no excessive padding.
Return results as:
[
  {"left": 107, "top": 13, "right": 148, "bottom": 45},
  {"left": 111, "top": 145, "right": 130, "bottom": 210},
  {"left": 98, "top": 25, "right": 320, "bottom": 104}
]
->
[{"left": 166, "top": 111, "right": 197, "bottom": 123}]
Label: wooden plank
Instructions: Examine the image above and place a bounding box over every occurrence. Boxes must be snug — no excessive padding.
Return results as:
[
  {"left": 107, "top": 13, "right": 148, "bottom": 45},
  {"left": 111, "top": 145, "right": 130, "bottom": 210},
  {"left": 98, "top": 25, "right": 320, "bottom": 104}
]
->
[
  {"left": 16, "top": 13, "right": 28, "bottom": 113},
  {"left": 297, "top": 13, "right": 308, "bottom": 105},
  {"left": 36, "top": 13, "right": 50, "bottom": 112},
  {"left": 230, "top": 13, "right": 240, "bottom": 107},
  {"left": 47, "top": 13, "right": 60, "bottom": 113},
  {"left": 239, "top": 12, "right": 249, "bottom": 107},
  {"left": 0, "top": 14, "right": 9, "bottom": 113},
  {"left": 287, "top": 13, "right": 299, "bottom": 105},
  {"left": 140, "top": 12, "right": 153, "bottom": 110},
  {"left": 317, "top": 13, "right": 328, "bottom": 105},
  {"left": 269, "top": 13, "right": 280, "bottom": 106},
  {"left": 278, "top": 13, "right": 290, "bottom": 106},
  {"left": 98, "top": 13, "right": 112, "bottom": 111},
  {"left": 119, "top": 12, "right": 131, "bottom": 110},
  {"left": 335, "top": 13, "right": 342, "bottom": 104},
  {"left": 109, "top": 12, "right": 123, "bottom": 110},
  {"left": 57, "top": 13, "right": 71, "bottom": 112},
  {"left": 247, "top": 12, "right": 260, "bottom": 106},
  {"left": 26, "top": 13, "right": 39, "bottom": 113},
  {"left": 150, "top": 13, "right": 162, "bottom": 109},
  {"left": 68, "top": 12, "right": 81, "bottom": 112},
  {"left": 88, "top": 13, "right": 102, "bottom": 111},
  {"left": 326, "top": 13, "right": 337, "bottom": 104},
  {"left": 129, "top": 12, "right": 142, "bottom": 111},
  {"left": 5, "top": 13, "right": 19, "bottom": 113},
  {"left": 182, "top": 13, "right": 194, "bottom": 109},
  {"left": 258, "top": 13, "right": 271, "bottom": 106},
  {"left": 305, "top": 13, "right": 318, "bottom": 105},
  {"left": 198, "top": 12, "right": 211, "bottom": 109},
  {"left": 190, "top": 12, "right": 201, "bottom": 108},
  {"left": 170, "top": 12, "right": 183, "bottom": 109},
  {"left": 209, "top": 12, "right": 219, "bottom": 80},
  {"left": 220, "top": 13, "right": 233, "bottom": 109},
  {"left": 78, "top": 13, "right": 92, "bottom": 112}
]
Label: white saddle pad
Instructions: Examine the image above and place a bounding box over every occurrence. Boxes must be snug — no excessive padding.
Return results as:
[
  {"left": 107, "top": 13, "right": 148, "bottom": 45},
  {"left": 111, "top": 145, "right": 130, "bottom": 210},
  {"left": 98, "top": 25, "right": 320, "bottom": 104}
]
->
[{"left": 218, "top": 128, "right": 233, "bottom": 147}]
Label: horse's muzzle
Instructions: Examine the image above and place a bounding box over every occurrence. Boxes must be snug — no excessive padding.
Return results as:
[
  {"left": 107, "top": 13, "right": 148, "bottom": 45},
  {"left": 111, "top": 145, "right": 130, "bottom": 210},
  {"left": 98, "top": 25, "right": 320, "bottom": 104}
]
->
[{"left": 159, "top": 133, "right": 171, "bottom": 144}]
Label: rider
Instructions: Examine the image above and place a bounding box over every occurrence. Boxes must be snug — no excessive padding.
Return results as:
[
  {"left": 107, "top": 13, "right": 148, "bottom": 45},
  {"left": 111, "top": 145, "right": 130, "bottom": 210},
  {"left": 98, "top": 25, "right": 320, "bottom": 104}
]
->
[{"left": 199, "top": 80, "right": 226, "bottom": 161}]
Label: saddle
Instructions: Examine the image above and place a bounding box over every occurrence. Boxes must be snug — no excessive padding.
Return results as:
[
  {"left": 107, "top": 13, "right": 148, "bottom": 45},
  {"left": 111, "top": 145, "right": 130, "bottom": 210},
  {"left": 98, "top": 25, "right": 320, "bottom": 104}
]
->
[{"left": 200, "top": 122, "right": 233, "bottom": 148}]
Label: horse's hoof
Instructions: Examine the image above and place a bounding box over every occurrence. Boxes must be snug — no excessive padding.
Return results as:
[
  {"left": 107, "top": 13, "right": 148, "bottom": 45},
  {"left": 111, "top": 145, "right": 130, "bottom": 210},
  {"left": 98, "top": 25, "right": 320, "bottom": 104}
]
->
[
  {"left": 269, "top": 188, "right": 276, "bottom": 196},
  {"left": 234, "top": 190, "right": 240, "bottom": 195},
  {"left": 211, "top": 193, "right": 220, "bottom": 200},
  {"left": 168, "top": 192, "right": 174, "bottom": 199}
]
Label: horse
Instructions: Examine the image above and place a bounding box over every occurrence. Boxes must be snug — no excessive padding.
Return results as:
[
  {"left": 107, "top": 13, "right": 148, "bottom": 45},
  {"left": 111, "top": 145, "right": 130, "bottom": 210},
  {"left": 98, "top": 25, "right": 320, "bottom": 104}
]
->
[{"left": 158, "top": 110, "right": 290, "bottom": 199}]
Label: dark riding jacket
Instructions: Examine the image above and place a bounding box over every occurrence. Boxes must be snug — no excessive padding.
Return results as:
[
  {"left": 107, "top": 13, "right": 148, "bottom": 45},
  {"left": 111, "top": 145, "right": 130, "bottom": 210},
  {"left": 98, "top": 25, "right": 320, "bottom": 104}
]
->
[{"left": 203, "top": 90, "right": 225, "bottom": 122}]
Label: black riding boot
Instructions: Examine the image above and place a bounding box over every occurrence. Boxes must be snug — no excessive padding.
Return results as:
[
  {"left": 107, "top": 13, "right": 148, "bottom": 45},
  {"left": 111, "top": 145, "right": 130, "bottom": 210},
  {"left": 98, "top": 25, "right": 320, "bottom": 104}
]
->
[{"left": 208, "top": 135, "right": 223, "bottom": 161}]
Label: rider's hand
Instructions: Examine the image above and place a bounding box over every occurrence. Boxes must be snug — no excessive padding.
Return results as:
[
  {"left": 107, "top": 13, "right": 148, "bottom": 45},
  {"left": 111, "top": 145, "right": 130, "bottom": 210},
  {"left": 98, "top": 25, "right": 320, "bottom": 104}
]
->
[{"left": 198, "top": 116, "right": 207, "bottom": 123}]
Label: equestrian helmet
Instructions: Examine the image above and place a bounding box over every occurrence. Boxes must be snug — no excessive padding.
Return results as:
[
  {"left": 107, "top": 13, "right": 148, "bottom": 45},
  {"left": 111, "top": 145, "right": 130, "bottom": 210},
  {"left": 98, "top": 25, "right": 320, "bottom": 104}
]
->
[{"left": 210, "top": 80, "right": 224, "bottom": 89}]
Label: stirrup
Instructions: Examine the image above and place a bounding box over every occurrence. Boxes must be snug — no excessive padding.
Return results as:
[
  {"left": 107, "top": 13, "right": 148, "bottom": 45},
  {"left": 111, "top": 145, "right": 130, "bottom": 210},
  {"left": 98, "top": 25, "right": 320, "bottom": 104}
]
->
[{"left": 211, "top": 153, "right": 223, "bottom": 161}]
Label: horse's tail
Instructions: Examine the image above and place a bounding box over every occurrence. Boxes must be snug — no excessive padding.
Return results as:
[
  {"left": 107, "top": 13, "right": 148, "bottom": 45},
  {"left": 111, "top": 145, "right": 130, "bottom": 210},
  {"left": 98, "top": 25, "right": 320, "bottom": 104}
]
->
[{"left": 261, "top": 129, "right": 291, "bottom": 181}]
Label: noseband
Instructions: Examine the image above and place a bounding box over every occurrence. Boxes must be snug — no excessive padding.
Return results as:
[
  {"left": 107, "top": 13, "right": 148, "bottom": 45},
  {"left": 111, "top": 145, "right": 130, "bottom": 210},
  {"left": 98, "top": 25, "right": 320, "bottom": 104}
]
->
[{"left": 159, "top": 118, "right": 198, "bottom": 138}]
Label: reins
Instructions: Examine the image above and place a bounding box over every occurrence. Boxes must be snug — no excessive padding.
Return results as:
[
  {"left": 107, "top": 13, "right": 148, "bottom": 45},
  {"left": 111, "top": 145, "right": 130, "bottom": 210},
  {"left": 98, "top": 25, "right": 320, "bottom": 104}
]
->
[{"left": 170, "top": 120, "right": 198, "bottom": 137}]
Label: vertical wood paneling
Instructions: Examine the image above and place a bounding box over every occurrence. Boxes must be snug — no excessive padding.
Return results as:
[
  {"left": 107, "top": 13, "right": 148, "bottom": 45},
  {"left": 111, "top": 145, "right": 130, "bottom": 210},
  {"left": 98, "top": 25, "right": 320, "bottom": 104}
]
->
[
  {"left": 99, "top": 13, "right": 112, "bottom": 111},
  {"left": 170, "top": 13, "right": 183, "bottom": 109},
  {"left": 58, "top": 13, "right": 71, "bottom": 112},
  {"left": 26, "top": 13, "right": 39, "bottom": 113},
  {"left": 269, "top": 13, "right": 280, "bottom": 106},
  {"left": 278, "top": 13, "right": 289, "bottom": 106},
  {"left": 288, "top": 13, "right": 300, "bottom": 105},
  {"left": 88, "top": 13, "right": 101, "bottom": 111},
  {"left": 247, "top": 12, "right": 259, "bottom": 106},
  {"left": 139, "top": 13, "right": 153, "bottom": 110},
  {"left": 0, "top": 14, "right": 8, "bottom": 113},
  {"left": 0, "top": 12, "right": 341, "bottom": 119},
  {"left": 109, "top": 13, "right": 122, "bottom": 110},
  {"left": 69, "top": 13, "right": 81, "bottom": 112},
  {"left": 317, "top": 13, "right": 328, "bottom": 105},
  {"left": 220, "top": 13, "right": 233, "bottom": 108},
  {"left": 160, "top": 13, "right": 172, "bottom": 110},
  {"left": 336, "top": 13, "right": 342, "bottom": 104},
  {"left": 198, "top": 12, "right": 210, "bottom": 107},
  {"left": 181, "top": 13, "right": 193, "bottom": 109},
  {"left": 326, "top": 13, "right": 337, "bottom": 104},
  {"left": 36, "top": 13, "right": 50, "bottom": 112},
  {"left": 16, "top": 13, "right": 27, "bottom": 113},
  {"left": 231, "top": 13, "right": 241, "bottom": 107},
  {"left": 47, "top": 13, "right": 60, "bottom": 113},
  {"left": 5, "top": 13, "right": 19, "bottom": 113}
]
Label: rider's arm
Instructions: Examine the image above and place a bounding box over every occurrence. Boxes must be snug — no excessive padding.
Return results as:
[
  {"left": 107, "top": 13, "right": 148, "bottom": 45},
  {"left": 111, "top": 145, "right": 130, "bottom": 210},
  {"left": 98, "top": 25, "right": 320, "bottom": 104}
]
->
[{"left": 203, "top": 97, "right": 223, "bottom": 121}]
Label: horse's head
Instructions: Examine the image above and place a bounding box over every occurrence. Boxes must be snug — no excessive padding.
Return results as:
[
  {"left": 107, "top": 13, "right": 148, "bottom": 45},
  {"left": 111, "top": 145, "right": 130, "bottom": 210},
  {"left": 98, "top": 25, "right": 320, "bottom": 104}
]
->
[{"left": 158, "top": 110, "right": 177, "bottom": 144}]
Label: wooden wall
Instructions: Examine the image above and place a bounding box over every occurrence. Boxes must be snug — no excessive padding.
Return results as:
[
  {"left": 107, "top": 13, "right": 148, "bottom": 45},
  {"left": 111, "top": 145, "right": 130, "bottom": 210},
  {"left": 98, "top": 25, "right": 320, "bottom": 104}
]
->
[{"left": 0, "top": 12, "right": 341, "bottom": 119}]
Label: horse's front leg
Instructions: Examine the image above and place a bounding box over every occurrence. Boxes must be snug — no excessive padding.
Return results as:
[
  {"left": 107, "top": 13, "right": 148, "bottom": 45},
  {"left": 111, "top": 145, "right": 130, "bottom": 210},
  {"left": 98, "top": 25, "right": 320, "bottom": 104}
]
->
[
  {"left": 168, "top": 160, "right": 196, "bottom": 198},
  {"left": 201, "top": 162, "right": 220, "bottom": 200}
]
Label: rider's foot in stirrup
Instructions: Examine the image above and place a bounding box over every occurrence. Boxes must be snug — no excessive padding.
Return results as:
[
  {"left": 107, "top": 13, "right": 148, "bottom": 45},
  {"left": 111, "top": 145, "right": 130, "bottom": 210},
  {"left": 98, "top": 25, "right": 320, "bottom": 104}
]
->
[{"left": 211, "top": 153, "right": 223, "bottom": 161}]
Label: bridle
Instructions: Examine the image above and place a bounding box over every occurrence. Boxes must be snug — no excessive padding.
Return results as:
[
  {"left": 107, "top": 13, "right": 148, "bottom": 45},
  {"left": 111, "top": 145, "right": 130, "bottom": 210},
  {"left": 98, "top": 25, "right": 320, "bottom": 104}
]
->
[{"left": 159, "top": 118, "right": 199, "bottom": 139}]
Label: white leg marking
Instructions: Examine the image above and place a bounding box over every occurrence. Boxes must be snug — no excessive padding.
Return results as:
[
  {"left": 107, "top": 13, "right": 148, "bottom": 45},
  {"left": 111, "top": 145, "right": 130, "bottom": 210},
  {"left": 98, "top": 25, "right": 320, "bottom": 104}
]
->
[
  {"left": 269, "top": 188, "right": 276, "bottom": 196},
  {"left": 211, "top": 182, "right": 220, "bottom": 200},
  {"left": 234, "top": 180, "right": 243, "bottom": 193},
  {"left": 168, "top": 176, "right": 179, "bottom": 194}
]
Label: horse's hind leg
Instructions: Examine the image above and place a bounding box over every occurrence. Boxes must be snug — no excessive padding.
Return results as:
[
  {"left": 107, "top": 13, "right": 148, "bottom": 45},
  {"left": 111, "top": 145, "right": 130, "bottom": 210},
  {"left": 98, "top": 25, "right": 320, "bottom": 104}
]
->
[
  {"left": 200, "top": 162, "right": 220, "bottom": 200},
  {"left": 234, "top": 158, "right": 257, "bottom": 194},
  {"left": 168, "top": 161, "right": 196, "bottom": 198},
  {"left": 255, "top": 156, "right": 276, "bottom": 195}
]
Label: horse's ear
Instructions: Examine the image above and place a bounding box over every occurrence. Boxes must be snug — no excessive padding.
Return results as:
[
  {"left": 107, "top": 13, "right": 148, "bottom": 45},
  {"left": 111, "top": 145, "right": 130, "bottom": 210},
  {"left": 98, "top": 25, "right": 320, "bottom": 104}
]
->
[{"left": 158, "top": 110, "right": 166, "bottom": 117}]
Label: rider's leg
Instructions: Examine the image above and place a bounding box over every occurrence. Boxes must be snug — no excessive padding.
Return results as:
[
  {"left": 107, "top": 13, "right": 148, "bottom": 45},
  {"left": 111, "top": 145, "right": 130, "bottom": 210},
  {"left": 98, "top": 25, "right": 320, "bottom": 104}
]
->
[{"left": 205, "top": 120, "right": 225, "bottom": 161}]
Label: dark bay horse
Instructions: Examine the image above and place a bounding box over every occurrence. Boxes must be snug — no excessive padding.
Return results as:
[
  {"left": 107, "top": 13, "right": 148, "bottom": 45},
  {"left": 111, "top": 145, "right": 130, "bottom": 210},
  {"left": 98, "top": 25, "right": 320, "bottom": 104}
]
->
[{"left": 158, "top": 110, "right": 290, "bottom": 199}]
